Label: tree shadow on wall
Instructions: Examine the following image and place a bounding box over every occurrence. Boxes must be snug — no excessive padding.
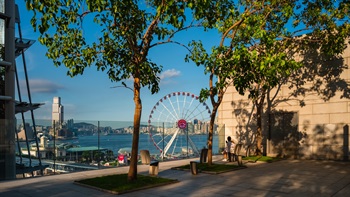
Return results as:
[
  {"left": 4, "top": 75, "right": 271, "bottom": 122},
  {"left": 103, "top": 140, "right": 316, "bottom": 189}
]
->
[
  {"left": 229, "top": 46, "right": 349, "bottom": 158},
  {"left": 266, "top": 45, "right": 349, "bottom": 159},
  {"left": 289, "top": 46, "right": 350, "bottom": 104},
  {"left": 231, "top": 101, "right": 308, "bottom": 158},
  {"left": 285, "top": 41, "right": 350, "bottom": 160},
  {"left": 268, "top": 110, "right": 307, "bottom": 159},
  {"left": 299, "top": 123, "right": 349, "bottom": 160},
  {"left": 231, "top": 99, "right": 257, "bottom": 155}
]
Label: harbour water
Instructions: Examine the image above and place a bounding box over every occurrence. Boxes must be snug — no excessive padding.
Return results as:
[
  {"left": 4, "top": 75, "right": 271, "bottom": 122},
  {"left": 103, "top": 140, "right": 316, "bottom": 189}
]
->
[
  {"left": 57, "top": 133, "right": 219, "bottom": 156},
  {"left": 19, "top": 120, "right": 221, "bottom": 156},
  {"left": 17, "top": 133, "right": 220, "bottom": 175}
]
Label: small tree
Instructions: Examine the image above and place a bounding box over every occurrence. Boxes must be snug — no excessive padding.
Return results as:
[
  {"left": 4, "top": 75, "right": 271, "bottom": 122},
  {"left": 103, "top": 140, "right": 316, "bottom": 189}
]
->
[
  {"left": 81, "top": 151, "right": 90, "bottom": 163},
  {"left": 105, "top": 150, "right": 114, "bottom": 161},
  {"left": 26, "top": 0, "right": 218, "bottom": 181},
  {"left": 188, "top": 0, "right": 350, "bottom": 157},
  {"left": 232, "top": 0, "right": 350, "bottom": 155},
  {"left": 93, "top": 151, "right": 101, "bottom": 161},
  {"left": 187, "top": 0, "right": 296, "bottom": 163}
]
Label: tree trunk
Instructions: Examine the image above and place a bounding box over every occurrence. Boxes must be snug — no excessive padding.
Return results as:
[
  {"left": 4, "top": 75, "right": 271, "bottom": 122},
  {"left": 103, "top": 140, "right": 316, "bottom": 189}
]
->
[
  {"left": 207, "top": 105, "right": 218, "bottom": 165},
  {"left": 255, "top": 101, "right": 263, "bottom": 156},
  {"left": 128, "top": 75, "right": 141, "bottom": 182}
]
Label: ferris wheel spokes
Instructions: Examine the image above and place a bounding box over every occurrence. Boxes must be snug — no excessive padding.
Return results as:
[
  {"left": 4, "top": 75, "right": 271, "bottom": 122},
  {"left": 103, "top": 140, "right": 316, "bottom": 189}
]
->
[
  {"left": 148, "top": 92, "right": 211, "bottom": 158},
  {"left": 186, "top": 108, "right": 210, "bottom": 123},
  {"left": 188, "top": 136, "right": 200, "bottom": 155},
  {"left": 159, "top": 100, "right": 178, "bottom": 121},
  {"left": 166, "top": 95, "right": 180, "bottom": 120},
  {"left": 163, "top": 127, "right": 180, "bottom": 157},
  {"left": 183, "top": 101, "right": 203, "bottom": 121}
]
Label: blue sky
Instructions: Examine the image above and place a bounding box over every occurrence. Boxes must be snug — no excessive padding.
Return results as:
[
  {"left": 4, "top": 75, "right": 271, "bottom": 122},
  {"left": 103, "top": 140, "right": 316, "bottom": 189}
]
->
[{"left": 15, "top": 1, "right": 220, "bottom": 123}]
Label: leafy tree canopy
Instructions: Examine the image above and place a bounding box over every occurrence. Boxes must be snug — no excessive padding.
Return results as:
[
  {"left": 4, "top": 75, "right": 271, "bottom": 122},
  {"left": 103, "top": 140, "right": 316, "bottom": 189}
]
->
[
  {"left": 26, "top": 0, "right": 208, "bottom": 93},
  {"left": 186, "top": 0, "right": 350, "bottom": 156},
  {"left": 189, "top": 0, "right": 350, "bottom": 101},
  {"left": 25, "top": 0, "right": 233, "bottom": 180}
]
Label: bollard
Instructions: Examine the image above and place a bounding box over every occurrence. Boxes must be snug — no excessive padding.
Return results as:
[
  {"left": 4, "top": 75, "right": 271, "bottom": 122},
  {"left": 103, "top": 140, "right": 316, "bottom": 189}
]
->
[
  {"left": 190, "top": 161, "right": 198, "bottom": 175},
  {"left": 140, "top": 150, "right": 151, "bottom": 164},
  {"left": 237, "top": 155, "right": 243, "bottom": 166},
  {"left": 149, "top": 161, "right": 159, "bottom": 176},
  {"left": 200, "top": 149, "right": 208, "bottom": 163}
]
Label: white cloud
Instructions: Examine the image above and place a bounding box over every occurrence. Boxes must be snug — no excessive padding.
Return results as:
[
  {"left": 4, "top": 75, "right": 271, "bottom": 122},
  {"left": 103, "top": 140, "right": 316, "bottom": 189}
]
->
[
  {"left": 20, "top": 79, "right": 64, "bottom": 94},
  {"left": 159, "top": 69, "right": 181, "bottom": 80}
]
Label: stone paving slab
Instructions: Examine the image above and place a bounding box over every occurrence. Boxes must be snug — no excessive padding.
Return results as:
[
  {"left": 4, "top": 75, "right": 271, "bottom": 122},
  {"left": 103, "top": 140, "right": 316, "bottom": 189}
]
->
[{"left": 1, "top": 157, "right": 350, "bottom": 197}]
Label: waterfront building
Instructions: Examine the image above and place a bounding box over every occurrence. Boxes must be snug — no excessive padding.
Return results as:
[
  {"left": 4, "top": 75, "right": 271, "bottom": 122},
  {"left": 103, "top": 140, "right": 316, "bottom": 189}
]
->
[
  {"left": 21, "top": 136, "right": 50, "bottom": 159},
  {"left": 20, "top": 136, "right": 79, "bottom": 161},
  {"left": 17, "top": 123, "right": 34, "bottom": 141},
  {"left": 66, "top": 146, "right": 108, "bottom": 162}
]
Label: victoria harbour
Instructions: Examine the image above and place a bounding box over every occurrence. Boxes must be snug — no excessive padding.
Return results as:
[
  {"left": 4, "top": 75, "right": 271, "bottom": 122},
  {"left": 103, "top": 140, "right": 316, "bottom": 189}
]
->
[
  {"left": 53, "top": 133, "right": 219, "bottom": 157},
  {"left": 16, "top": 120, "right": 220, "bottom": 175}
]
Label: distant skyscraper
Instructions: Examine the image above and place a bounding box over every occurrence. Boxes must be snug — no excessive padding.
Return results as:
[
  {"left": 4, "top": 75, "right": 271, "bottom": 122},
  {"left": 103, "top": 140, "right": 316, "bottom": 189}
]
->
[
  {"left": 52, "top": 97, "right": 64, "bottom": 127},
  {"left": 67, "top": 119, "right": 74, "bottom": 130}
]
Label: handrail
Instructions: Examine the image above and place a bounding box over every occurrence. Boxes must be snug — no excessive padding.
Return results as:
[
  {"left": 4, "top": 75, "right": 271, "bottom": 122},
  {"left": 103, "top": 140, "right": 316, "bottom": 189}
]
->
[
  {"left": 0, "top": 95, "right": 12, "bottom": 101},
  {"left": 0, "top": 60, "right": 11, "bottom": 68}
]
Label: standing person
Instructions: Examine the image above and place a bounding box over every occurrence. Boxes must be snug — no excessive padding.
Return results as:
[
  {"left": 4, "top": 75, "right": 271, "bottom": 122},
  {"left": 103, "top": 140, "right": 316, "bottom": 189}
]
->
[
  {"left": 124, "top": 153, "right": 128, "bottom": 165},
  {"left": 226, "top": 136, "right": 236, "bottom": 162}
]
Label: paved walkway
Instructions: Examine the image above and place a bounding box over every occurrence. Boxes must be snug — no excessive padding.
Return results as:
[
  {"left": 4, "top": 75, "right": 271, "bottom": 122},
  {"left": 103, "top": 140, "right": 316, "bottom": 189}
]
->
[{"left": 1, "top": 156, "right": 350, "bottom": 197}]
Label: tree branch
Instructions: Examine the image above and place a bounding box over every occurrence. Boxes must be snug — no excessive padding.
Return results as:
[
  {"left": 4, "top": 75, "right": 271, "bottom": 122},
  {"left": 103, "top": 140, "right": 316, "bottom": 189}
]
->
[
  {"left": 149, "top": 40, "right": 192, "bottom": 53},
  {"left": 220, "top": 7, "right": 258, "bottom": 47},
  {"left": 167, "top": 21, "right": 202, "bottom": 41},
  {"left": 110, "top": 85, "right": 133, "bottom": 92}
]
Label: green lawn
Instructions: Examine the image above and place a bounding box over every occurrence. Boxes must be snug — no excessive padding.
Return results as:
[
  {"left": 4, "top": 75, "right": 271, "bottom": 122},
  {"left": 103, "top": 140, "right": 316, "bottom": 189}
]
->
[
  {"left": 173, "top": 162, "right": 245, "bottom": 173},
  {"left": 75, "top": 174, "right": 177, "bottom": 194},
  {"left": 243, "top": 156, "right": 280, "bottom": 162}
]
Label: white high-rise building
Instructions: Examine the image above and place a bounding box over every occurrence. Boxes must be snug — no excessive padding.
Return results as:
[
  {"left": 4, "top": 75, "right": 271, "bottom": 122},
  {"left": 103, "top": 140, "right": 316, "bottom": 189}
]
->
[{"left": 52, "top": 97, "right": 64, "bottom": 127}]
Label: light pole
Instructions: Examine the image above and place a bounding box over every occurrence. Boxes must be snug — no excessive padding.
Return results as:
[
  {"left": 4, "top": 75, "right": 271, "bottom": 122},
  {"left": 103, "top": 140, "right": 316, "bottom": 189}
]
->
[
  {"left": 97, "top": 121, "right": 100, "bottom": 169},
  {"left": 162, "top": 122, "right": 164, "bottom": 161},
  {"left": 187, "top": 124, "right": 189, "bottom": 158},
  {"left": 53, "top": 121, "right": 56, "bottom": 175}
]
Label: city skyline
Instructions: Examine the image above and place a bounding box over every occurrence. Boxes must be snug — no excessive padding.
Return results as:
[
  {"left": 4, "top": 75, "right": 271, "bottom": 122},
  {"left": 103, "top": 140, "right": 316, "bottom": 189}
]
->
[{"left": 14, "top": 2, "right": 218, "bottom": 122}]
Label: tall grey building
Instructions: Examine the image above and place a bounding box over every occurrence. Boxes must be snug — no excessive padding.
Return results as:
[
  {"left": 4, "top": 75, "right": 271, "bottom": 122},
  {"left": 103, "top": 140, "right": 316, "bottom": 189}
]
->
[{"left": 52, "top": 96, "right": 64, "bottom": 127}]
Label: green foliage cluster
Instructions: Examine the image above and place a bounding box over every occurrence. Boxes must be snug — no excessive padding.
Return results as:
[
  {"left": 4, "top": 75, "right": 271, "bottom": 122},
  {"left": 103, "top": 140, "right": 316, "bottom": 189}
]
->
[{"left": 188, "top": 0, "right": 350, "bottom": 102}]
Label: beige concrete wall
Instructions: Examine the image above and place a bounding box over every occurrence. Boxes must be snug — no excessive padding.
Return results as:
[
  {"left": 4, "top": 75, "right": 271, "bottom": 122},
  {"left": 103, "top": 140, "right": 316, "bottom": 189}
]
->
[{"left": 218, "top": 47, "right": 350, "bottom": 160}]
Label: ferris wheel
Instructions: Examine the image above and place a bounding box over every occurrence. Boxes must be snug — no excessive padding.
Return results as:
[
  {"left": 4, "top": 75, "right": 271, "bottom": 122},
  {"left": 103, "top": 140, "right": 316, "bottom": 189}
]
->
[{"left": 148, "top": 92, "right": 211, "bottom": 159}]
